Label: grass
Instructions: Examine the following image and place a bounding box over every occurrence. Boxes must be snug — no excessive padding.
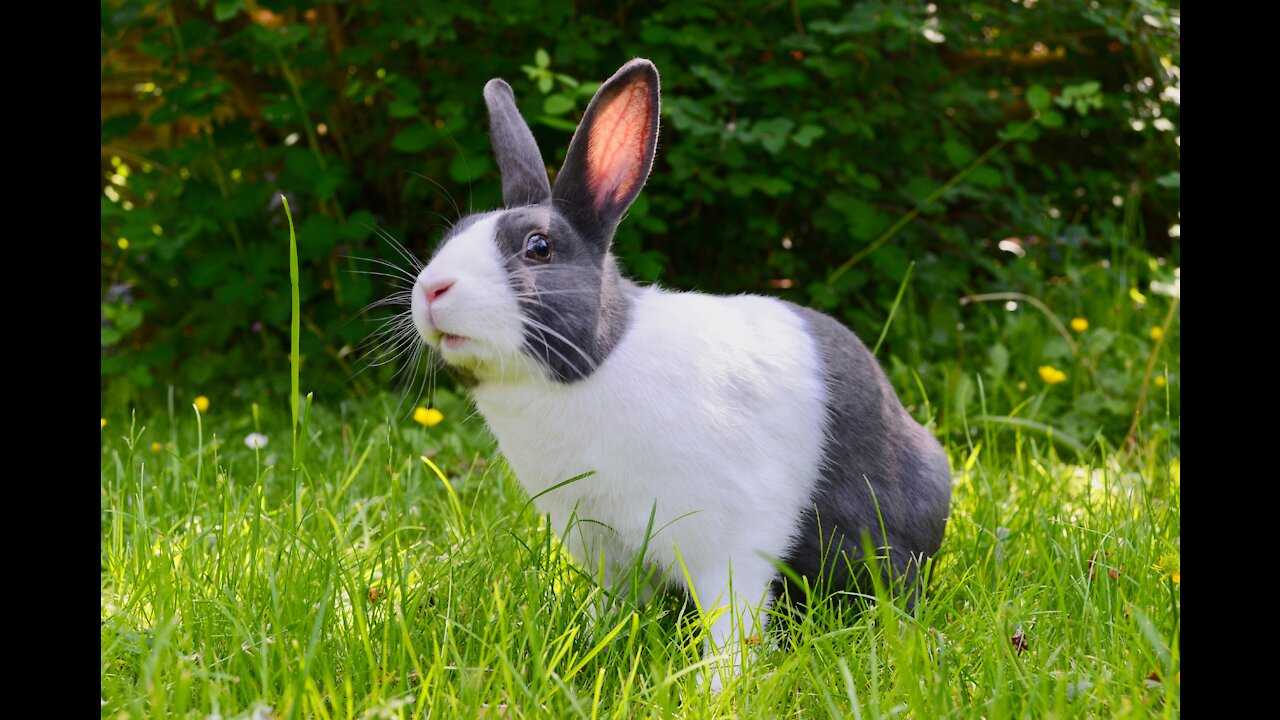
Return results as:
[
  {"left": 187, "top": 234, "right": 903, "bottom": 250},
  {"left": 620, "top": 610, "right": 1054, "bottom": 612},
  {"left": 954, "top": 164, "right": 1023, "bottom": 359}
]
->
[{"left": 100, "top": 382, "right": 1179, "bottom": 718}]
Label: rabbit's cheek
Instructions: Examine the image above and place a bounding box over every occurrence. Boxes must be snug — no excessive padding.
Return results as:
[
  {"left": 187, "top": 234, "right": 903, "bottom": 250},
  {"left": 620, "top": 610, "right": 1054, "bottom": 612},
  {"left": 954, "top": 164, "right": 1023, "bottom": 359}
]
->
[{"left": 413, "top": 213, "right": 526, "bottom": 360}]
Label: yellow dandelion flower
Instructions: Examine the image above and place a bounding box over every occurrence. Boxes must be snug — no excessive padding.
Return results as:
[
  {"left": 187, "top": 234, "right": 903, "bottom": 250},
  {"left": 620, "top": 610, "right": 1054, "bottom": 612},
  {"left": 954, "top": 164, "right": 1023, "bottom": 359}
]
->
[
  {"left": 1038, "top": 365, "right": 1067, "bottom": 385},
  {"left": 101, "top": 418, "right": 107, "bottom": 430},
  {"left": 150, "top": 442, "right": 162, "bottom": 453},
  {"left": 1154, "top": 375, "right": 1166, "bottom": 388},
  {"left": 194, "top": 396, "right": 210, "bottom": 413},
  {"left": 1172, "top": 572, "right": 1179, "bottom": 584},
  {"left": 413, "top": 407, "right": 444, "bottom": 427},
  {"left": 1149, "top": 326, "right": 1164, "bottom": 341},
  {"left": 1070, "top": 317, "right": 1088, "bottom": 332},
  {"left": 117, "top": 237, "right": 129, "bottom": 250}
]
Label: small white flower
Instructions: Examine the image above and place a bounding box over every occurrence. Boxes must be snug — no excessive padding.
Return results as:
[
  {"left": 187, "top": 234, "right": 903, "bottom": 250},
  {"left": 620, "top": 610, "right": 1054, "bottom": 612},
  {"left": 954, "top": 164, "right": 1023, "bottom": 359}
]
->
[
  {"left": 1150, "top": 267, "right": 1180, "bottom": 299},
  {"left": 245, "top": 432, "right": 269, "bottom": 449}
]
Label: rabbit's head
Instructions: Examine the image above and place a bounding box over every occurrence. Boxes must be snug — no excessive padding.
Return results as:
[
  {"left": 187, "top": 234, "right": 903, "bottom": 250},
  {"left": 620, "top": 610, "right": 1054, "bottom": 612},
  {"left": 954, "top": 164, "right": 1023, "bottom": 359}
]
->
[{"left": 411, "top": 59, "right": 660, "bottom": 383}]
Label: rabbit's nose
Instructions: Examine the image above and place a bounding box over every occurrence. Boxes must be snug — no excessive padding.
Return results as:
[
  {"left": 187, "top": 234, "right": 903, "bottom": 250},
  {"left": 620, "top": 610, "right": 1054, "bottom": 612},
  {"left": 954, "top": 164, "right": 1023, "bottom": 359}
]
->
[{"left": 424, "top": 279, "right": 455, "bottom": 304}]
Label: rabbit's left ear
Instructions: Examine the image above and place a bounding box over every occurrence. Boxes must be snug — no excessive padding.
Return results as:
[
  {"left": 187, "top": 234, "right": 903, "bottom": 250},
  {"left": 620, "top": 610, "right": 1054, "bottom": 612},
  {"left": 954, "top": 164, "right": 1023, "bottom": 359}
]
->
[
  {"left": 485, "top": 78, "right": 552, "bottom": 207},
  {"left": 553, "top": 59, "right": 660, "bottom": 241}
]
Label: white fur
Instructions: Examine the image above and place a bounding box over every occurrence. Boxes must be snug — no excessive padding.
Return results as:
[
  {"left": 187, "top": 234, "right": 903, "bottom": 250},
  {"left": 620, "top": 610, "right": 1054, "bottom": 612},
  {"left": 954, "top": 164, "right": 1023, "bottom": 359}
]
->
[
  {"left": 411, "top": 214, "right": 536, "bottom": 382},
  {"left": 414, "top": 217, "right": 830, "bottom": 687}
]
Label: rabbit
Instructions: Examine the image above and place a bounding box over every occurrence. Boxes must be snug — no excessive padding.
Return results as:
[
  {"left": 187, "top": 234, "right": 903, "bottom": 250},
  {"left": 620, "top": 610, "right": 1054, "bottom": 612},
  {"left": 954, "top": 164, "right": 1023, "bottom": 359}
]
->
[{"left": 409, "top": 58, "right": 953, "bottom": 689}]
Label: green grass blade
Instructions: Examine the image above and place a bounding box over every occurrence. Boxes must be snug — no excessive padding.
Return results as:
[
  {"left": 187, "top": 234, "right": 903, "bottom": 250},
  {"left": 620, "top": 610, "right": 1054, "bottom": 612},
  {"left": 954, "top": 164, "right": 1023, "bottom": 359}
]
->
[
  {"left": 871, "top": 261, "right": 914, "bottom": 357},
  {"left": 282, "top": 194, "right": 300, "bottom": 470}
]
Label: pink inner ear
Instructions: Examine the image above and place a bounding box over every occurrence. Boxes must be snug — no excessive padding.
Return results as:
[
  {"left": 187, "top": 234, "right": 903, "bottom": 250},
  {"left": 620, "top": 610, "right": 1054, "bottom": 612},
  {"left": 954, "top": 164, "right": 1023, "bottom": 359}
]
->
[{"left": 586, "top": 80, "right": 653, "bottom": 209}]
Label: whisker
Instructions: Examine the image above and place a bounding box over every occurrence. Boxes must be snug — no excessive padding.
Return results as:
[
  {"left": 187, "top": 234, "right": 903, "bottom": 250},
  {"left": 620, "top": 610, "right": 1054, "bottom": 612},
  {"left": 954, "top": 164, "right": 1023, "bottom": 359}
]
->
[
  {"left": 351, "top": 293, "right": 413, "bottom": 320},
  {"left": 519, "top": 316, "right": 596, "bottom": 376},
  {"left": 345, "top": 253, "right": 420, "bottom": 280},
  {"left": 392, "top": 344, "right": 424, "bottom": 416},
  {"left": 408, "top": 170, "right": 463, "bottom": 224},
  {"left": 345, "top": 268, "right": 418, "bottom": 286},
  {"left": 361, "top": 332, "right": 421, "bottom": 369},
  {"left": 511, "top": 289, "right": 599, "bottom": 298},
  {"left": 403, "top": 340, "right": 435, "bottom": 420},
  {"left": 516, "top": 297, "right": 587, "bottom": 338},
  {"left": 367, "top": 224, "right": 425, "bottom": 274},
  {"left": 338, "top": 291, "right": 412, "bottom": 335},
  {"left": 353, "top": 321, "right": 419, "bottom": 369}
]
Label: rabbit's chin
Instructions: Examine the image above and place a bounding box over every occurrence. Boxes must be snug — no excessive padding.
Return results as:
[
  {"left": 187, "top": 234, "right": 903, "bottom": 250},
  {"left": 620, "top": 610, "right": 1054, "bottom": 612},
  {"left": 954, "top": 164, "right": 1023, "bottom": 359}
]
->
[{"left": 431, "top": 340, "right": 547, "bottom": 385}]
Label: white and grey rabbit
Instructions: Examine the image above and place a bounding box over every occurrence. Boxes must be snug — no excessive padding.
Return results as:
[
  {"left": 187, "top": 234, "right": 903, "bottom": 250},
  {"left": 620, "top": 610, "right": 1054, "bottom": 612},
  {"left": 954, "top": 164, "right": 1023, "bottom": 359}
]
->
[{"left": 409, "top": 59, "right": 952, "bottom": 687}]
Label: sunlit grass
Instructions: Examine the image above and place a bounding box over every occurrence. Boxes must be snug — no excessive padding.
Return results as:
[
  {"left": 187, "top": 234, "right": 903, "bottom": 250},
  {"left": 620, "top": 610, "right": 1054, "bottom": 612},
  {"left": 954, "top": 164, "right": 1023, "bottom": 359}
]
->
[{"left": 100, "top": 387, "right": 1179, "bottom": 718}]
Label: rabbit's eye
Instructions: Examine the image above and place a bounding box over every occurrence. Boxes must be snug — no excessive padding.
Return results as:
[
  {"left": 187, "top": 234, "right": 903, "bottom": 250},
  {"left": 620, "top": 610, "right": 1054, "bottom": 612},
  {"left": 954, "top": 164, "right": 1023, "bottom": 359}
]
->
[{"left": 525, "top": 234, "right": 551, "bottom": 262}]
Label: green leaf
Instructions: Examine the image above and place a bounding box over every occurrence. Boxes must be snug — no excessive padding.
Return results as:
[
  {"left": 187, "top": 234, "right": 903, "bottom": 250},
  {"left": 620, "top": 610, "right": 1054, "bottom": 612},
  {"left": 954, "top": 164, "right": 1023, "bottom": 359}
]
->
[
  {"left": 1027, "top": 84, "right": 1051, "bottom": 112},
  {"left": 855, "top": 173, "right": 882, "bottom": 191},
  {"left": 126, "top": 363, "right": 154, "bottom": 388},
  {"left": 806, "top": 281, "right": 840, "bottom": 310},
  {"left": 537, "top": 115, "right": 578, "bottom": 132},
  {"left": 214, "top": 0, "right": 243, "bottom": 22},
  {"left": 136, "top": 41, "right": 172, "bottom": 59},
  {"left": 987, "top": 343, "right": 1010, "bottom": 379},
  {"left": 1037, "top": 110, "right": 1065, "bottom": 128},
  {"left": 969, "top": 166, "right": 1003, "bottom": 188},
  {"left": 449, "top": 153, "right": 492, "bottom": 183},
  {"left": 791, "top": 124, "right": 826, "bottom": 148},
  {"left": 390, "top": 78, "right": 422, "bottom": 102},
  {"left": 826, "top": 191, "right": 891, "bottom": 239},
  {"left": 753, "top": 176, "right": 794, "bottom": 197},
  {"left": 998, "top": 122, "right": 1040, "bottom": 143},
  {"left": 542, "top": 94, "right": 574, "bottom": 115},
  {"left": 942, "top": 139, "right": 976, "bottom": 167},
  {"left": 535, "top": 48, "right": 550, "bottom": 69},
  {"left": 102, "top": 326, "right": 123, "bottom": 347},
  {"left": 391, "top": 124, "right": 431, "bottom": 153},
  {"left": 388, "top": 100, "right": 419, "bottom": 119},
  {"left": 102, "top": 112, "right": 141, "bottom": 143},
  {"left": 753, "top": 118, "right": 794, "bottom": 154},
  {"left": 1155, "top": 171, "right": 1180, "bottom": 189}
]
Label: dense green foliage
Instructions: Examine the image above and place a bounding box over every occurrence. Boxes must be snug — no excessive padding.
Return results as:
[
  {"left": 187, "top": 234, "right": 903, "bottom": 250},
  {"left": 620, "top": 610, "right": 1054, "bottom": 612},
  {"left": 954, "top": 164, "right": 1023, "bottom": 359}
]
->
[{"left": 101, "top": 0, "right": 1180, "bottom": 447}]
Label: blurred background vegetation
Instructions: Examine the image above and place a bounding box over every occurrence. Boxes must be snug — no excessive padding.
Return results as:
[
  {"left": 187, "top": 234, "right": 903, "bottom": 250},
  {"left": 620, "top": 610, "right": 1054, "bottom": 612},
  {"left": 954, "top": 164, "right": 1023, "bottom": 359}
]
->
[{"left": 100, "top": 0, "right": 1180, "bottom": 449}]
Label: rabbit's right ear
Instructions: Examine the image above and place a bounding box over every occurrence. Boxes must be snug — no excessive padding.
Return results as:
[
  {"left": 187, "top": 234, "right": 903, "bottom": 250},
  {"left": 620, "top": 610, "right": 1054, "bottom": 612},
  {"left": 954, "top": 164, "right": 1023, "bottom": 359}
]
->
[
  {"left": 552, "top": 59, "right": 660, "bottom": 242},
  {"left": 484, "top": 79, "right": 552, "bottom": 207}
]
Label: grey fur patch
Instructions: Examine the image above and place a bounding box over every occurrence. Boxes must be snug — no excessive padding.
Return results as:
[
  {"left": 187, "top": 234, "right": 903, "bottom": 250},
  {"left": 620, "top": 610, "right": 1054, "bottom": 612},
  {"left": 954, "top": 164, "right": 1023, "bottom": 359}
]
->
[
  {"left": 484, "top": 79, "right": 552, "bottom": 207},
  {"left": 775, "top": 304, "right": 952, "bottom": 611},
  {"left": 493, "top": 209, "right": 632, "bottom": 382}
]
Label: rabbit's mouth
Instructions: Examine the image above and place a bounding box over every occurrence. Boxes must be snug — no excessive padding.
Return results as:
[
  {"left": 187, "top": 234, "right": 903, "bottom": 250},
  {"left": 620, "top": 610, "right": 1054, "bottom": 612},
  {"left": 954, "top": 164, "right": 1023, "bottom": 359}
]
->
[{"left": 423, "top": 328, "right": 469, "bottom": 351}]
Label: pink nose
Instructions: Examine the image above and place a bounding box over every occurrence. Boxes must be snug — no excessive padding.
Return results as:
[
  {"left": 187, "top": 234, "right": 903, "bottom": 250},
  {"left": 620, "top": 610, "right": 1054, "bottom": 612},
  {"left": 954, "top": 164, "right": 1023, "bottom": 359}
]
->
[{"left": 424, "top": 279, "right": 454, "bottom": 304}]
